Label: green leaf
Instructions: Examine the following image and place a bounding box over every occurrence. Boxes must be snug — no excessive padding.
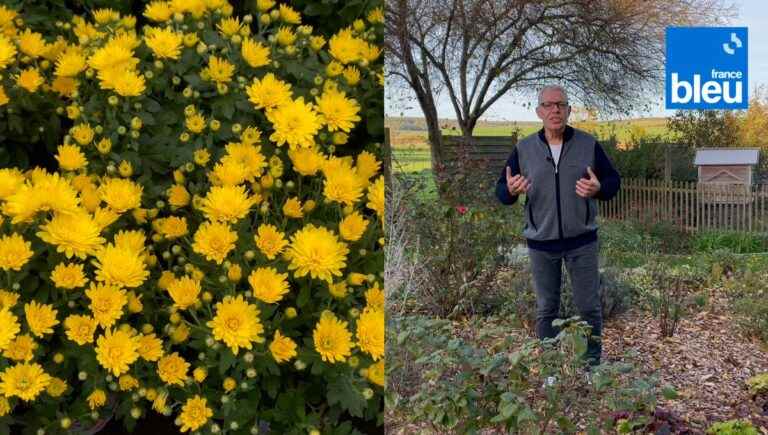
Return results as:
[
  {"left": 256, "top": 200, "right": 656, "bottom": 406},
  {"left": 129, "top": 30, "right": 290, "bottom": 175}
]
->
[
  {"left": 297, "top": 285, "right": 310, "bottom": 308},
  {"left": 327, "top": 374, "right": 365, "bottom": 418},
  {"left": 661, "top": 385, "right": 679, "bottom": 400},
  {"left": 218, "top": 348, "right": 236, "bottom": 375}
]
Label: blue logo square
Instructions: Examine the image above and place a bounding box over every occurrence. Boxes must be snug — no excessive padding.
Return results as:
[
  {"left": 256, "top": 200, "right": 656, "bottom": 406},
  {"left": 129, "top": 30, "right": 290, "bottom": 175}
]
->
[{"left": 665, "top": 27, "right": 748, "bottom": 110}]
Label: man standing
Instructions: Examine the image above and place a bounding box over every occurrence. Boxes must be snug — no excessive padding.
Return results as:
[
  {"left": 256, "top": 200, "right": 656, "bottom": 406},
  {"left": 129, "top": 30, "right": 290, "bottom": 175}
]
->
[{"left": 495, "top": 85, "right": 620, "bottom": 367}]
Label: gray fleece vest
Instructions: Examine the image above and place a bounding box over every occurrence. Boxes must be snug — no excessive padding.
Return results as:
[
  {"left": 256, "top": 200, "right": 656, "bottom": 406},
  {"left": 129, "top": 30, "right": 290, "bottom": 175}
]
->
[{"left": 517, "top": 128, "right": 599, "bottom": 241}]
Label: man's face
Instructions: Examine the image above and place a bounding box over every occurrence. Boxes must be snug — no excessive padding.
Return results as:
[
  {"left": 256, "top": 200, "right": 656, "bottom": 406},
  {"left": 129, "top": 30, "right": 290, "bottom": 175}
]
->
[{"left": 536, "top": 89, "right": 570, "bottom": 131}]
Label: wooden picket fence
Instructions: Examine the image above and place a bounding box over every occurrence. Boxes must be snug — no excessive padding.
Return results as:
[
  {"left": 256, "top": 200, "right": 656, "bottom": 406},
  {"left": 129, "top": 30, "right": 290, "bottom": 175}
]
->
[{"left": 600, "top": 178, "right": 768, "bottom": 234}]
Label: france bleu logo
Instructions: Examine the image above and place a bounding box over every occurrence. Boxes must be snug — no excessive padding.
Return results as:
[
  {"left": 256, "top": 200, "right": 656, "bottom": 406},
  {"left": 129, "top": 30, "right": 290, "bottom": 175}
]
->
[{"left": 665, "top": 27, "right": 748, "bottom": 109}]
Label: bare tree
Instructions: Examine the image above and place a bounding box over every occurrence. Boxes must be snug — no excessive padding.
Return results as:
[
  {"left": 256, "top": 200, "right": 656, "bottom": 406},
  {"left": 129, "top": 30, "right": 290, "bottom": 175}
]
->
[{"left": 385, "top": 0, "right": 735, "bottom": 171}]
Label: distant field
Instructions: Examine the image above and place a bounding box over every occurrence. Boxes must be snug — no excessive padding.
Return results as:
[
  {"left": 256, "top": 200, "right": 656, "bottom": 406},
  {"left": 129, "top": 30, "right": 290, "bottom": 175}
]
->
[{"left": 389, "top": 116, "right": 671, "bottom": 172}]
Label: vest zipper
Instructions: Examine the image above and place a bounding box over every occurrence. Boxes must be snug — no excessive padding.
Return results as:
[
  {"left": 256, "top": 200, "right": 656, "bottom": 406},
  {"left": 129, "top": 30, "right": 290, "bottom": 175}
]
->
[{"left": 543, "top": 143, "right": 564, "bottom": 240}]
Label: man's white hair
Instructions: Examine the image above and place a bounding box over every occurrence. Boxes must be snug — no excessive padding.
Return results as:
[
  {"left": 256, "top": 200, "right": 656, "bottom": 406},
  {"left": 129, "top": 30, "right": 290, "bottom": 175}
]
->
[{"left": 537, "top": 85, "right": 569, "bottom": 105}]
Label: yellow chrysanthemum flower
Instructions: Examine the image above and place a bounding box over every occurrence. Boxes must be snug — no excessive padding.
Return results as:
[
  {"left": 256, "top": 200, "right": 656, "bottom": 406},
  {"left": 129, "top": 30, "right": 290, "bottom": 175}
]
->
[
  {"left": 339, "top": 211, "right": 369, "bottom": 242},
  {"left": 54, "top": 49, "right": 86, "bottom": 77},
  {"left": 3, "top": 334, "right": 36, "bottom": 362},
  {"left": 3, "top": 172, "right": 81, "bottom": 222},
  {"left": 157, "top": 352, "right": 189, "bottom": 386},
  {"left": 310, "top": 35, "right": 326, "bottom": 51},
  {"left": 95, "top": 328, "right": 139, "bottom": 376},
  {"left": 24, "top": 301, "right": 58, "bottom": 338},
  {"left": 37, "top": 211, "right": 105, "bottom": 259},
  {"left": 63, "top": 315, "right": 97, "bottom": 345},
  {"left": 0, "top": 233, "right": 33, "bottom": 271},
  {"left": 185, "top": 112, "right": 206, "bottom": 133},
  {"left": 167, "top": 276, "right": 201, "bottom": 310},
  {"left": 144, "top": 27, "right": 183, "bottom": 60},
  {"left": 87, "top": 389, "right": 107, "bottom": 410},
  {"left": 50, "top": 262, "right": 88, "bottom": 289},
  {"left": 0, "top": 309, "right": 20, "bottom": 351},
  {"left": 288, "top": 147, "right": 324, "bottom": 177},
  {"left": 144, "top": 1, "right": 174, "bottom": 22},
  {"left": 328, "top": 27, "right": 365, "bottom": 64},
  {"left": 248, "top": 267, "right": 290, "bottom": 303},
  {"left": 343, "top": 66, "right": 361, "bottom": 86},
  {"left": 285, "top": 224, "right": 349, "bottom": 283},
  {"left": 282, "top": 197, "right": 304, "bottom": 219},
  {"left": 356, "top": 308, "right": 384, "bottom": 360},
  {"left": 316, "top": 87, "right": 361, "bottom": 132},
  {"left": 70, "top": 123, "right": 94, "bottom": 145},
  {"left": 254, "top": 224, "right": 288, "bottom": 260},
  {"left": 313, "top": 311, "right": 353, "bottom": 363},
  {"left": 323, "top": 161, "right": 365, "bottom": 206},
  {"left": 356, "top": 151, "right": 381, "bottom": 181},
  {"left": 99, "top": 178, "right": 143, "bottom": 212},
  {"left": 92, "top": 8, "right": 120, "bottom": 24},
  {"left": 267, "top": 97, "right": 322, "bottom": 149},
  {"left": 362, "top": 42, "right": 382, "bottom": 62},
  {"left": 113, "top": 230, "right": 146, "bottom": 254},
  {"left": 0, "top": 363, "right": 51, "bottom": 401},
  {"left": 192, "top": 221, "right": 237, "bottom": 265},
  {"left": 17, "top": 29, "right": 47, "bottom": 58},
  {"left": 365, "top": 282, "right": 385, "bottom": 311},
  {"left": 0, "top": 168, "right": 24, "bottom": 199},
  {"left": 159, "top": 216, "right": 188, "bottom": 239},
  {"left": 93, "top": 207, "right": 120, "bottom": 230},
  {"left": 241, "top": 37, "right": 270, "bottom": 68},
  {"left": 137, "top": 333, "right": 164, "bottom": 361},
  {"left": 51, "top": 76, "right": 79, "bottom": 97},
  {"left": 88, "top": 41, "right": 138, "bottom": 73},
  {"left": 367, "top": 7, "right": 384, "bottom": 24},
  {"left": 367, "top": 175, "right": 385, "bottom": 219},
  {"left": 93, "top": 243, "right": 149, "bottom": 288},
  {"left": 110, "top": 69, "right": 146, "bottom": 97},
  {"left": 45, "top": 378, "right": 67, "bottom": 398},
  {"left": 86, "top": 283, "right": 127, "bottom": 328},
  {"left": 279, "top": 4, "right": 301, "bottom": 23},
  {"left": 269, "top": 330, "right": 297, "bottom": 363},
  {"left": 178, "top": 395, "right": 213, "bottom": 432},
  {"left": 207, "top": 295, "right": 264, "bottom": 354},
  {"left": 55, "top": 144, "right": 88, "bottom": 171},
  {"left": 223, "top": 142, "right": 267, "bottom": 180},
  {"left": 275, "top": 26, "right": 296, "bottom": 47},
  {"left": 167, "top": 184, "right": 190, "bottom": 208},
  {"left": 201, "top": 185, "right": 257, "bottom": 223},
  {"left": 366, "top": 360, "right": 385, "bottom": 387},
  {"left": 202, "top": 55, "right": 234, "bottom": 84},
  {"left": 217, "top": 17, "right": 245, "bottom": 36},
  {"left": 256, "top": 0, "right": 275, "bottom": 11},
  {"left": 0, "top": 35, "right": 17, "bottom": 70},
  {"left": 246, "top": 72, "right": 292, "bottom": 110},
  {"left": 16, "top": 67, "right": 44, "bottom": 92},
  {"left": 0, "top": 291, "right": 19, "bottom": 309},
  {"left": 118, "top": 374, "right": 138, "bottom": 391}
]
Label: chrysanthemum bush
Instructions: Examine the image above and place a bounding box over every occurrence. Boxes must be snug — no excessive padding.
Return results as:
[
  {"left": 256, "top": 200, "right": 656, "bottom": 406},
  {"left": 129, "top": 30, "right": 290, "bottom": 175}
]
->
[{"left": 0, "top": 1, "right": 384, "bottom": 433}]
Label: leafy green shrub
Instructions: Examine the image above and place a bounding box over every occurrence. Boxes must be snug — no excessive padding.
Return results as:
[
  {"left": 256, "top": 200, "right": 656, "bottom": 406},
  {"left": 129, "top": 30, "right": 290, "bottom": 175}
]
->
[
  {"left": 706, "top": 419, "right": 759, "bottom": 435},
  {"left": 746, "top": 373, "right": 768, "bottom": 396},
  {"left": 693, "top": 230, "right": 768, "bottom": 254},
  {"left": 733, "top": 294, "right": 768, "bottom": 343}
]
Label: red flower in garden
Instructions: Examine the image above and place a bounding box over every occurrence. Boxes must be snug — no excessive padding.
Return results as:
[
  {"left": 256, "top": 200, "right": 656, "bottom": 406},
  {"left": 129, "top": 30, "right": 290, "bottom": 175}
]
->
[{"left": 456, "top": 205, "right": 468, "bottom": 214}]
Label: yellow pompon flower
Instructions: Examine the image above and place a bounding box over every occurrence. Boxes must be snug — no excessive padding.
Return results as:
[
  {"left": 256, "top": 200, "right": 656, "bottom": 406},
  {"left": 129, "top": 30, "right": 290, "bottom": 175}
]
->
[
  {"left": 366, "top": 360, "right": 385, "bottom": 387},
  {"left": 339, "top": 211, "right": 369, "bottom": 242},
  {"left": 0, "top": 363, "right": 51, "bottom": 401},
  {"left": 278, "top": 4, "right": 301, "bottom": 24},
  {"left": 24, "top": 301, "right": 58, "bottom": 338},
  {"left": 63, "top": 315, "right": 97, "bottom": 345},
  {"left": 269, "top": 330, "right": 297, "bottom": 363},
  {"left": 159, "top": 216, "right": 188, "bottom": 239},
  {"left": 127, "top": 291, "right": 143, "bottom": 313},
  {"left": 362, "top": 43, "right": 382, "bottom": 62},
  {"left": 87, "top": 389, "right": 106, "bottom": 410},
  {"left": 0, "top": 35, "right": 17, "bottom": 70},
  {"left": 217, "top": 17, "right": 245, "bottom": 37},
  {"left": 54, "top": 49, "right": 86, "bottom": 77},
  {"left": 144, "top": 27, "right": 183, "bottom": 60},
  {"left": 118, "top": 374, "right": 138, "bottom": 391},
  {"left": 192, "top": 221, "right": 237, "bottom": 265},
  {"left": 208, "top": 160, "right": 249, "bottom": 186},
  {"left": 201, "top": 185, "right": 257, "bottom": 223},
  {"left": 51, "top": 262, "right": 88, "bottom": 289},
  {"left": 202, "top": 55, "right": 234, "bottom": 84},
  {"left": 3, "top": 334, "right": 36, "bottom": 362},
  {"left": 313, "top": 311, "right": 353, "bottom": 363},
  {"left": 93, "top": 207, "right": 120, "bottom": 230},
  {"left": 248, "top": 267, "right": 290, "bottom": 303},
  {"left": 137, "top": 333, "right": 164, "bottom": 361},
  {"left": 178, "top": 395, "right": 213, "bottom": 432},
  {"left": 288, "top": 147, "right": 324, "bottom": 177},
  {"left": 86, "top": 283, "right": 127, "bottom": 328},
  {"left": 167, "top": 276, "right": 201, "bottom": 310},
  {"left": 89, "top": 41, "right": 139, "bottom": 74},
  {"left": 256, "top": 0, "right": 275, "bottom": 11},
  {"left": 315, "top": 87, "right": 361, "bottom": 133},
  {"left": 0, "top": 309, "right": 20, "bottom": 351},
  {"left": 267, "top": 97, "right": 322, "bottom": 149},
  {"left": 357, "top": 151, "right": 381, "bottom": 181},
  {"left": 254, "top": 224, "right": 288, "bottom": 260},
  {"left": 37, "top": 212, "right": 105, "bottom": 259},
  {"left": 93, "top": 244, "right": 149, "bottom": 288},
  {"left": 0, "top": 168, "right": 25, "bottom": 199},
  {"left": 167, "top": 184, "right": 190, "bottom": 208},
  {"left": 51, "top": 76, "right": 79, "bottom": 97},
  {"left": 185, "top": 112, "right": 206, "bottom": 133},
  {"left": 285, "top": 224, "right": 349, "bottom": 283},
  {"left": 356, "top": 308, "right": 384, "bottom": 360},
  {"left": 323, "top": 162, "right": 365, "bottom": 206},
  {"left": 224, "top": 142, "right": 267, "bottom": 179},
  {"left": 343, "top": 66, "right": 361, "bottom": 86},
  {"left": 246, "top": 72, "right": 292, "bottom": 111},
  {"left": 0, "top": 233, "right": 33, "bottom": 271},
  {"left": 92, "top": 8, "right": 120, "bottom": 24},
  {"left": 364, "top": 282, "right": 385, "bottom": 311},
  {"left": 310, "top": 35, "right": 326, "bottom": 51},
  {"left": 328, "top": 27, "right": 365, "bottom": 64},
  {"left": 111, "top": 69, "right": 146, "bottom": 97},
  {"left": 240, "top": 126, "right": 262, "bottom": 145},
  {"left": 241, "top": 37, "right": 270, "bottom": 68},
  {"left": 55, "top": 144, "right": 88, "bottom": 171},
  {"left": 16, "top": 67, "right": 44, "bottom": 92},
  {"left": 114, "top": 230, "right": 146, "bottom": 254},
  {"left": 46, "top": 377, "right": 67, "bottom": 398},
  {"left": 144, "top": 1, "right": 174, "bottom": 22},
  {"left": 157, "top": 352, "right": 189, "bottom": 386},
  {"left": 0, "top": 291, "right": 19, "bottom": 309},
  {"left": 367, "top": 176, "right": 385, "bottom": 220},
  {"left": 193, "top": 148, "right": 211, "bottom": 166},
  {"left": 282, "top": 197, "right": 303, "bottom": 219},
  {"left": 99, "top": 178, "right": 143, "bottom": 213},
  {"left": 275, "top": 26, "right": 296, "bottom": 47},
  {"left": 207, "top": 295, "right": 264, "bottom": 354},
  {"left": 95, "top": 328, "right": 140, "bottom": 376},
  {"left": 367, "top": 7, "right": 384, "bottom": 24},
  {"left": 70, "top": 123, "right": 94, "bottom": 145},
  {"left": 17, "top": 29, "right": 47, "bottom": 58}
]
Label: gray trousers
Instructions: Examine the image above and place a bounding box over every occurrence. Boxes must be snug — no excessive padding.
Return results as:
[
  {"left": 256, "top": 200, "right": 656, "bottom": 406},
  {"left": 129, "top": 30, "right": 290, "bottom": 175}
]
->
[{"left": 528, "top": 240, "right": 602, "bottom": 365}]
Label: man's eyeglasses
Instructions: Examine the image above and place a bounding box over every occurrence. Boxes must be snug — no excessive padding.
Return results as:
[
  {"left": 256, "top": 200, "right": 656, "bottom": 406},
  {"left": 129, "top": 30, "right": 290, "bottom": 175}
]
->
[{"left": 540, "top": 101, "right": 569, "bottom": 110}]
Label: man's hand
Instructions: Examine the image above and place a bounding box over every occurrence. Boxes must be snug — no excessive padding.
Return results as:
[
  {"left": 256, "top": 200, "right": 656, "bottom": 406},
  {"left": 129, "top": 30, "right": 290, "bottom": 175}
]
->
[
  {"left": 576, "top": 166, "right": 601, "bottom": 198},
  {"left": 506, "top": 166, "right": 531, "bottom": 196}
]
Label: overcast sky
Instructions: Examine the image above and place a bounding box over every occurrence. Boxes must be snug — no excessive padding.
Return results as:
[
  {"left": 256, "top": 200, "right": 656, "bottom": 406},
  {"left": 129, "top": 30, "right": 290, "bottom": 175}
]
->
[{"left": 384, "top": 0, "right": 768, "bottom": 122}]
